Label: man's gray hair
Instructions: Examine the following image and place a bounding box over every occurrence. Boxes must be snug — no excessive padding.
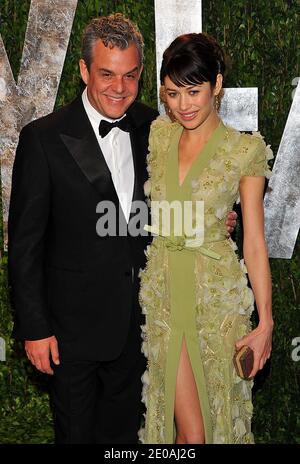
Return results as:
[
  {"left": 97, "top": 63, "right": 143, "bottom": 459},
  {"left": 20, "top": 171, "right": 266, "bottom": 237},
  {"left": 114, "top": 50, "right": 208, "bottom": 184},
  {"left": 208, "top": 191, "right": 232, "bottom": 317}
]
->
[{"left": 81, "top": 13, "right": 144, "bottom": 70}]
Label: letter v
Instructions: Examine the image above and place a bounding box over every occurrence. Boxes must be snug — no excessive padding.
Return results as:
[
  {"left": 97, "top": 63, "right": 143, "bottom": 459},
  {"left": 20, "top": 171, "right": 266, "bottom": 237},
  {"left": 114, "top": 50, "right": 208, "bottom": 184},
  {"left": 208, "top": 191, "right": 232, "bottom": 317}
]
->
[
  {"left": 264, "top": 80, "right": 300, "bottom": 258},
  {"left": 0, "top": 0, "right": 78, "bottom": 231}
]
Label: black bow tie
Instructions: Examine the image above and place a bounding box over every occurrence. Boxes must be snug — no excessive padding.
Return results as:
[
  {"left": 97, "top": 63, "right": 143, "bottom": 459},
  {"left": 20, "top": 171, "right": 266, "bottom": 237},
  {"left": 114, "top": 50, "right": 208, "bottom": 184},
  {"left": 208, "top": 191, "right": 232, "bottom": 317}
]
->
[{"left": 99, "top": 116, "right": 131, "bottom": 138}]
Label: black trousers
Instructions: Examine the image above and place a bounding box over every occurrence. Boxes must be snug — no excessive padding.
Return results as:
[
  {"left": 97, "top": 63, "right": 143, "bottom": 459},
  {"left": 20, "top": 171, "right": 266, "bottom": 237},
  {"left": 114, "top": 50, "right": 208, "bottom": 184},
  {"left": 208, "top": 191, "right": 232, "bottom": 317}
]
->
[{"left": 51, "top": 309, "right": 146, "bottom": 444}]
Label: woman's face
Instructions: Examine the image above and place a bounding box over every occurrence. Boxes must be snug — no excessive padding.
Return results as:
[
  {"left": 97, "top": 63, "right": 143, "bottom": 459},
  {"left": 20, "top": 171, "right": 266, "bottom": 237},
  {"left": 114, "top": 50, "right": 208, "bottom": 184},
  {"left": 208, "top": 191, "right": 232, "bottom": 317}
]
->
[{"left": 164, "top": 74, "right": 221, "bottom": 131}]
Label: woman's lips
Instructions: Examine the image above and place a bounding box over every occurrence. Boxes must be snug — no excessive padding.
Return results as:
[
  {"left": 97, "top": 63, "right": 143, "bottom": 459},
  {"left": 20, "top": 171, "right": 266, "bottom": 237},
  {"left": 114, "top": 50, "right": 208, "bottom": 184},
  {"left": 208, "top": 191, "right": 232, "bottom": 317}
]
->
[{"left": 178, "top": 111, "right": 198, "bottom": 121}]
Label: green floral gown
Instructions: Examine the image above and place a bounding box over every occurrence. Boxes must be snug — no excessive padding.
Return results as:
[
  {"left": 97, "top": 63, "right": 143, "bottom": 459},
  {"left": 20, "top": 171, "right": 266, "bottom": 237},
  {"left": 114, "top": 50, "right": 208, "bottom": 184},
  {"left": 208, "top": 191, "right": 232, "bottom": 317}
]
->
[{"left": 139, "top": 118, "right": 272, "bottom": 444}]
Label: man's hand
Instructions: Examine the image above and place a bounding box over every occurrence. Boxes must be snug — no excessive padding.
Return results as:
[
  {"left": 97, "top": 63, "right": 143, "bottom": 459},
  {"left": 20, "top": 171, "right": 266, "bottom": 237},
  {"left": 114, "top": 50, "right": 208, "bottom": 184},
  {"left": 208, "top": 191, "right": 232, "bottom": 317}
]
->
[
  {"left": 225, "top": 211, "right": 237, "bottom": 235},
  {"left": 25, "top": 335, "right": 60, "bottom": 375}
]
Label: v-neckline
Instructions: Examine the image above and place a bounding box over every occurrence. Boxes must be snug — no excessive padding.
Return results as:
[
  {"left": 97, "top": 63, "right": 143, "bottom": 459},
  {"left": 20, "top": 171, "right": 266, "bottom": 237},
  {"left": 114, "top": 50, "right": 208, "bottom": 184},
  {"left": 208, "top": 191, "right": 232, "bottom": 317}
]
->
[{"left": 174, "top": 120, "right": 224, "bottom": 188}]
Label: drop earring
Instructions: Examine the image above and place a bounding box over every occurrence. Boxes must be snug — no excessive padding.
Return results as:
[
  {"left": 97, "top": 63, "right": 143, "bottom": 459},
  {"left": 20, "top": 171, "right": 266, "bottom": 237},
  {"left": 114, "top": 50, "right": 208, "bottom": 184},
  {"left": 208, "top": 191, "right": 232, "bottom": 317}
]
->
[{"left": 214, "top": 93, "right": 221, "bottom": 112}]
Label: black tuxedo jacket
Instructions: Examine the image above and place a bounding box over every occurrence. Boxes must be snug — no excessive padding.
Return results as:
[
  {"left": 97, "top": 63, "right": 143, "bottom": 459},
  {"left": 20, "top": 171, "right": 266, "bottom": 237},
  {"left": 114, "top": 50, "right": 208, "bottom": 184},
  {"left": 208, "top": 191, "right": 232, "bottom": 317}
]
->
[{"left": 8, "top": 95, "right": 158, "bottom": 361}]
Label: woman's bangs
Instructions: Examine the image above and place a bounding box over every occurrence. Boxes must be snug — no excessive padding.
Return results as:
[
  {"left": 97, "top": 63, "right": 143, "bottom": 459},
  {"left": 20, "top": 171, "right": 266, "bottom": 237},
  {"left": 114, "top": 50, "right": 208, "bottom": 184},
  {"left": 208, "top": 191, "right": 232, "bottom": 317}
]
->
[{"left": 167, "top": 55, "right": 207, "bottom": 87}]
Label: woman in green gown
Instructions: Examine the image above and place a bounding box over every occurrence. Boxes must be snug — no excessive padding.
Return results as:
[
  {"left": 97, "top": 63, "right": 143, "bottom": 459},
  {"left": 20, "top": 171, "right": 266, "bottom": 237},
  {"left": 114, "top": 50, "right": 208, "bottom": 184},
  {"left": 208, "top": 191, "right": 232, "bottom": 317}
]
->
[{"left": 139, "top": 33, "right": 273, "bottom": 444}]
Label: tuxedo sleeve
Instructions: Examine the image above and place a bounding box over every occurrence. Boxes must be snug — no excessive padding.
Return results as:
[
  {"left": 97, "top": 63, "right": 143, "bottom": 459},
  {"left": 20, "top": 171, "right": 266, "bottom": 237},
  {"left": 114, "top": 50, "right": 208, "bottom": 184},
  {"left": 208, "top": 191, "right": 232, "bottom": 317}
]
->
[{"left": 8, "top": 123, "right": 54, "bottom": 340}]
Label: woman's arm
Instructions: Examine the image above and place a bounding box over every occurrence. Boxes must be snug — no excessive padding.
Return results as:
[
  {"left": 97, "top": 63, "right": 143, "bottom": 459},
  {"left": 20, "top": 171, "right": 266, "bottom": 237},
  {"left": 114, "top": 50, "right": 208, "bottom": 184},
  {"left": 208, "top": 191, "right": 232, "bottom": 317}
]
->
[{"left": 236, "top": 175, "right": 273, "bottom": 377}]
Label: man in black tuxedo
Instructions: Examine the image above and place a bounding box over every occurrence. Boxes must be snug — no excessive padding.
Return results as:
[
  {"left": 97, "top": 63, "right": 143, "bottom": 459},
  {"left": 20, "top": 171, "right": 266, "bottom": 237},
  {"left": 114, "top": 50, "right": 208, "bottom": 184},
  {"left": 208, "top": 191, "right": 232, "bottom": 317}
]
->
[
  {"left": 8, "top": 13, "right": 157, "bottom": 444},
  {"left": 8, "top": 14, "right": 236, "bottom": 444}
]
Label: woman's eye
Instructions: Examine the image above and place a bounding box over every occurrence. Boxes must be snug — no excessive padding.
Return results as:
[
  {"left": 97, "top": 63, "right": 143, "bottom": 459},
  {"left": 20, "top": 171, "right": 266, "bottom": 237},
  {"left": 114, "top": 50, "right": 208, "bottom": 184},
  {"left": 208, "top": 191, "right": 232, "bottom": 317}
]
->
[
  {"left": 189, "top": 90, "right": 199, "bottom": 95},
  {"left": 167, "top": 92, "right": 177, "bottom": 98}
]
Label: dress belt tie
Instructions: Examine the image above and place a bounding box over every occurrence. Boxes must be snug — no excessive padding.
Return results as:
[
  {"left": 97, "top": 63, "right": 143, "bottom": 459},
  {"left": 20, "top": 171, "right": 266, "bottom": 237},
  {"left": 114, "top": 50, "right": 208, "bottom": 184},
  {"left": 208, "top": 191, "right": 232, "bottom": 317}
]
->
[{"left": 144, "top": 224, "right": 222, "bottom": 260}]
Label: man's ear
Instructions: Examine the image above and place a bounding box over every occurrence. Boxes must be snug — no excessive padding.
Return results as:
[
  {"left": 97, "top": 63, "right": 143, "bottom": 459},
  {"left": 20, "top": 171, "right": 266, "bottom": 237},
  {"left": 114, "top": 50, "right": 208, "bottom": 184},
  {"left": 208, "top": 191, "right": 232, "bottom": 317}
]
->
[
  {"left": 79, "top": 59, "right": 89, "bottom": 85},
  {"left": 138, "top": 64, "right": 144, "bottom": 80}
]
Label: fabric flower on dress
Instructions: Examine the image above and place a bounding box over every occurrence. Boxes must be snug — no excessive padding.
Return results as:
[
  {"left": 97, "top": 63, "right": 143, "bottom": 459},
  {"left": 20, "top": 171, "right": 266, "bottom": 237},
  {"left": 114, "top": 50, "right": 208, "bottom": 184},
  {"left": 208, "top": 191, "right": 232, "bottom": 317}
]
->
[
  {"left": 251, "top": 131, "right": 264, "bottom": 139},
  {"left": 191, "top": 178, "right": 201, "bottom": 193},
  {"left": 144, "top": 179, "right": 151, "bottom": 198},
  {"left": 234, "top": 418, "right": 247, "bottom": 438},
  {"left": 251, "top": 131, "right": 273, "bottom": 178},
  {"left": 215, "top": 204, "right": 228, "bottom": 220}
]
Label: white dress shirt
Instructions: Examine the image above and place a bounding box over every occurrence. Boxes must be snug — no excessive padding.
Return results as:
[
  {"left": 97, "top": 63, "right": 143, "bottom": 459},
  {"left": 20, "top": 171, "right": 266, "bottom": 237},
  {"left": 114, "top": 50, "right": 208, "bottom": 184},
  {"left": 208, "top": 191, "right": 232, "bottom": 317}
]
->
[{"left": 82, "top": 87, "right": 134, "bottom": 223}]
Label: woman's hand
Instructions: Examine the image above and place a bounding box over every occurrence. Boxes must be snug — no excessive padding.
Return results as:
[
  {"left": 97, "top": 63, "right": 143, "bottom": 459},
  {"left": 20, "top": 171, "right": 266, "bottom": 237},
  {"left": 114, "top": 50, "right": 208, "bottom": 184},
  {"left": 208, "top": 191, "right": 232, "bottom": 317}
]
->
[
  {"left": 225, "top": 211, "right": 237, "bottom": 235},
  {"left": 235, "top": 321, "right": 274, "bottom": 378}
]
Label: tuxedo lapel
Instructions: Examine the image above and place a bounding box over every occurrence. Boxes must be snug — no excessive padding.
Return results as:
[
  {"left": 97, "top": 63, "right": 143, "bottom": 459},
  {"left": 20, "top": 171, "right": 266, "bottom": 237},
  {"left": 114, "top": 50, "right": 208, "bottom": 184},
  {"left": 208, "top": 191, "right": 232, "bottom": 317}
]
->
[
  {"left": 60, "top": 133, "right": 116, "bottom": 202},
  {"left": 129, "top": 128, "right": 145, "bottom": 206},
  {"left": 127, "top": 103, "right": 155, "bottom": 221},
  {"left": 59, "top": 97, "right": 119, "bottom": 205}
]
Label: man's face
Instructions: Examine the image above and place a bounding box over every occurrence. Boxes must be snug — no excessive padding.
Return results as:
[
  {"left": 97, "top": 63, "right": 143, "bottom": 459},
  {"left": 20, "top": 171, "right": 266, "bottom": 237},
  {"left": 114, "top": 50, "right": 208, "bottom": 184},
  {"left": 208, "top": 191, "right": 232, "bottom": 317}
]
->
[{"left": 79, "top": 40, "right": 143, "bottom": 119}]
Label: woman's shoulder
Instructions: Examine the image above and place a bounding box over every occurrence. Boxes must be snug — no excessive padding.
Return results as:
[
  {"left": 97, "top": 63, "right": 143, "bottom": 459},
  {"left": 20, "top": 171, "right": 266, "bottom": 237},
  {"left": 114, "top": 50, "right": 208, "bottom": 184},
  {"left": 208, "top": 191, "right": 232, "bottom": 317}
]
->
[
  {"left": 239, "top": 130, "right": 268, "bottom": 151},
  {"left": 149, "top": 115, "right": 180, "bottom": 139},
  {"left": 222, "top": 125, "right": 273, "bottom": 177},
  {"left": 232, "top": 129, "right": 273, "bottom": 177},
  {"left": 224, "top": 125, "right": 271, "bottom": 156},
  {"left": 148, "top": 115, "right": 180, "bottom": 156},
  {"left": 239, "top": 131, "right": 273, "bottom": 164}
]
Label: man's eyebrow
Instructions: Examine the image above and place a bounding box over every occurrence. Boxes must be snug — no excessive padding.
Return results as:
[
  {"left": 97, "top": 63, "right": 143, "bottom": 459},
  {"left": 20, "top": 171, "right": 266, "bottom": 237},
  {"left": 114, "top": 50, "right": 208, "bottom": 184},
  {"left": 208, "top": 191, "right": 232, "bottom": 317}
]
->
[
  {"left": 98, "top": 67, "right": 139, "bottom": 75},
  {"left": 124, "top": 67, "right": 139, "bottom": 74},
  {"left": 98, "top": 68, "right": 114, "bottom": 73}
]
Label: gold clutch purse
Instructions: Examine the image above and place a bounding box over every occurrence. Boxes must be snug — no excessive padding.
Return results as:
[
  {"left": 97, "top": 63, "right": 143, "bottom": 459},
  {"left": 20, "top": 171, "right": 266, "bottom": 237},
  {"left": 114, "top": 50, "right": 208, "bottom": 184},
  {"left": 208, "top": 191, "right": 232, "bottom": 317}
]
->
[{"left": 233, "top": 346, "right": 254, "bottom": 380}]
